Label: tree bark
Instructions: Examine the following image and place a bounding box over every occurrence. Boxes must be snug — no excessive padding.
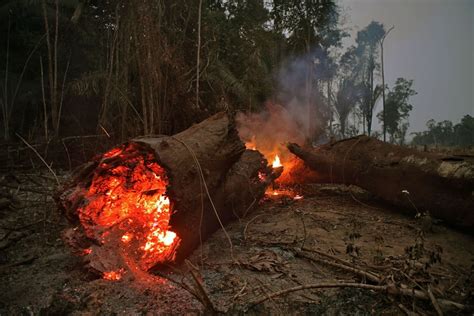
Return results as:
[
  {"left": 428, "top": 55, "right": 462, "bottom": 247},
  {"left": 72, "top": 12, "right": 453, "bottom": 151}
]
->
[
  {"left": 288, "top": 135, "right": 474, "bottom": 228},
  {"left": 58, "top": 112, "right": 278, "bottom": 272}
]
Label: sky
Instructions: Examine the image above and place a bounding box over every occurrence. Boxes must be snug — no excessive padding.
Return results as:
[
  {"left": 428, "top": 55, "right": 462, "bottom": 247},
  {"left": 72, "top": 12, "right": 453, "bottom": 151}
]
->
[{"left": 339, "top": 0, "right": 474, "bottom": 133}]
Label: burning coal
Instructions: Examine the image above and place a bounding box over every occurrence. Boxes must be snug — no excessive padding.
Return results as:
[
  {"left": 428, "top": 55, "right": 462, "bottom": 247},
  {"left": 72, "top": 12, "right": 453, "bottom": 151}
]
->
[{"left": 77, "top": 143, "right": 180, "bottom": 276}]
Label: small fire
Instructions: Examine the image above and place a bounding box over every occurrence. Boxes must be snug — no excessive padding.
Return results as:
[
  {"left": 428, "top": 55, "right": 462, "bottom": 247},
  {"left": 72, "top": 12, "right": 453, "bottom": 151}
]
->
[
  {"left": 242, "top": 133, "right": 303, "bottom": 198},
  {"left": 103, "top": 269, "right": 124, "bottom": 281},
  {"left": 272, "top": 155, "right": 282, "bottom": 168}
]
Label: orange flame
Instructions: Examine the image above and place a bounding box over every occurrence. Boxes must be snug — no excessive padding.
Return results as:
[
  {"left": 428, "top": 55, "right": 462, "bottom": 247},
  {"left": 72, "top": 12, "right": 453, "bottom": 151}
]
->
[{"left": 272, "top": 155, "right": 282, "bottom": 168}]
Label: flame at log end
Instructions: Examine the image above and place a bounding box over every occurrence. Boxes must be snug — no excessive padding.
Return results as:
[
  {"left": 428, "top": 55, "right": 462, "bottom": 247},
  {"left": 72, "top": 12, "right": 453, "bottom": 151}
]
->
[{"left": 272, "top": 155, "right": 282, "bottom": 168}]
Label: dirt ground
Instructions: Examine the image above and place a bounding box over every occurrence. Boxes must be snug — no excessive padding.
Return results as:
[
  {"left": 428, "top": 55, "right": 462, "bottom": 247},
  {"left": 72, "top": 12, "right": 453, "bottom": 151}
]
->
[{"left": 0, "top": 170, "right": 473, "bottom": 315}]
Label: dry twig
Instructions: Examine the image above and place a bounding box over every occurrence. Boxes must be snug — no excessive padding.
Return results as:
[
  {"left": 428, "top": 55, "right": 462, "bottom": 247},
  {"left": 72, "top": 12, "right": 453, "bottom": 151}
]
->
[
  {"left": 243, "top": 214, "right": 263, "bottom": 241},
  {"left": 0, "top": 255, "right": 38, "bottom": 274},
  {"left": 295, "top": 249, "right": 381, "bottom": 283},
  {"left": 185, "top": 259, "right": 216, "bottom": 314},
  {"left": 15, "top": 133, "right": 60, "bottom": 186},
  {"left": 428, "top": 286, "right": 444, "bottom": 316}
]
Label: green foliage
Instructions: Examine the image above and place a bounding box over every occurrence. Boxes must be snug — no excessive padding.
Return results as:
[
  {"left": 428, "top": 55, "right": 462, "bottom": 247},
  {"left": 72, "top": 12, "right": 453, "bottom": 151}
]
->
[
  {"left": 412, "top": 115, "right": 474, "bottom": 147},
  {"left": 204, "top": 0, "right": 278, "bottom": 111},
  {"left": 335, "top": 21, "right": 386, "bottom": 136},
  {"left": 272, "top": 0, "right": 343, "bottom": 55},
  {"left": 334, "top": 78, "right": 361, "bottom": 137},
  {"left": 270, "top": 0, "right": 344, "bottom": 140},
  {"left": 356, "top": 22, "right": 386, "bottom": 136},
  {"left": 355, "top": 21, "right": 385, "bottom": 56},
  {"left": 377, "top": 78, "right": 416, "bottom": 144},
  {"left": 0, "top": 0, "right": 347, "bottom": 140},
  {"left": 1, "top": 0, "right": 440, "bottom": 146}
]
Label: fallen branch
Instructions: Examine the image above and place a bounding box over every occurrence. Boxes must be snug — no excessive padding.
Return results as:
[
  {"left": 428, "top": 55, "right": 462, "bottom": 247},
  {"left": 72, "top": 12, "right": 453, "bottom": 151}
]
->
[
  {"left": 248, "top": 280, "right": 471, "bottom": 312},
  {"left": 428, "top": 285, "right": 444, "bottom": 316},
  {"left": 301, "top": 246, "right": 370, "bottom": 272},
  {"left": 249, "top": 282, "right": 386, "bottom": 307},
  {"left": 394, "top": 287, "right": 469, "bottom": 311},
  {"left": 243, "top": 214, "right": 263, "bottom": 241},
  {"left": 0, "top": 255, "right": 38, "bottom": 274},
  {"left": 294, "top": 249, "right": 381, "bottom": 283}
]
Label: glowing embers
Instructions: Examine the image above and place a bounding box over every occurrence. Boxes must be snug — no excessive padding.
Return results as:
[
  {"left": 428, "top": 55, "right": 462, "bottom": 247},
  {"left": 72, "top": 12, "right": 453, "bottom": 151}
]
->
[
  {"left": 264, "top": 186, "right": 303, "bottom": 200},
  {"left": 103, "top": 269, "right": 124, "bottom": 281},
  {"left": 78, "top": 143, "right": 180, "bottom": 277}
]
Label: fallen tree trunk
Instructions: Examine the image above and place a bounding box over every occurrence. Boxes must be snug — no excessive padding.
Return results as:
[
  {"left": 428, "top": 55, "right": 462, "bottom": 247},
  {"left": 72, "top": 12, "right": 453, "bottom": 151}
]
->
[
  {"left": 288, "top": 136, "right": 474, "bottom": 228},
  {"left": 58, "top": 112, "right": 278, "bottom": 275}
]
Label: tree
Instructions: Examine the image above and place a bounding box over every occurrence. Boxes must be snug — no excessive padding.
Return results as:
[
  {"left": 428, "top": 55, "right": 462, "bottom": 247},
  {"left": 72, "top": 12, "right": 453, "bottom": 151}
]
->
[
  {"left": 380, "top": 26, "right": 394, "bottom": 142},
  {"left": 412, "top": 115, "right": 474, "bottom": 147},
  {"left": 271, "top": 0, "right": 344, "bottom": 141},
  {"left": 0, "top": 0, "right": 79, "bottom": 140},
  {"left": 378, "top": 78, "right": 416, "bottom": 144},
  {"left": 208, "top": 0, "right": 278, "bottom": 112},
  {"left": 355, "top": 21, "right": 386, "bottom": 136},
  {"left": 333, "top": 78, "right": 360, "bottom": 138},
  {"left": 455, "top": 115, "right": 474, "bottom": 146}
]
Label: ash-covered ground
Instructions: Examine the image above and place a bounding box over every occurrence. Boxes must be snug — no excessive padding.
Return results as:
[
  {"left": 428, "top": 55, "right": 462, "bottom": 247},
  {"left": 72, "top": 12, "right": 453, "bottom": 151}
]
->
[{"left": 1, "top": 171, "right": 473, "bottom": 315}]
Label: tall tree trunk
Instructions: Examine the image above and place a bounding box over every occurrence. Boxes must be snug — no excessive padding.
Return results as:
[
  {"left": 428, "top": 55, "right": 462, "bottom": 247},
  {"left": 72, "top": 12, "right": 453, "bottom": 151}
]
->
[
  {"left": 195, "top": 0, "right": 202, "bottom": 110},
  {"left": 367, "top": 55, "right": 374, "bottom": 136},
  {"left": 2, "top": 16, "right": 10, "bottom": 140},
  {"left": 53, "top": 0, "right": 59, "bottom": 135},
  {"left": 381, "top": 41, "right": 386, "bottom": 142},
  {"left": 327, "top": 79, "right": 333, "bottom": 136},
  {"left": 41, "top": 0, "right": 55, "bottom": 136}
]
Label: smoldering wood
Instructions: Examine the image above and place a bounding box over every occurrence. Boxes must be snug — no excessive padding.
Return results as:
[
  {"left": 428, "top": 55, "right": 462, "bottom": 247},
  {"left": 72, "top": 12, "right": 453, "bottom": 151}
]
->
[
  {"left": 57, "top": 112, "right": 277, "bottom": 272},
  {"left": 288, "top": 135, "right": 474, "bottom": 228}
]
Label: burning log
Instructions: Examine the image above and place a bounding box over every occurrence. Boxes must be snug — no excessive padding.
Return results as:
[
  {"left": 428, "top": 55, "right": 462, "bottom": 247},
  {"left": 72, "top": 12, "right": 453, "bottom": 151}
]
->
[
  {"left": 58, "top": 112, "right": 279, "bottom": 277},
  {"left": 288, "top": 136, "right": 474, "bottom": 228}
]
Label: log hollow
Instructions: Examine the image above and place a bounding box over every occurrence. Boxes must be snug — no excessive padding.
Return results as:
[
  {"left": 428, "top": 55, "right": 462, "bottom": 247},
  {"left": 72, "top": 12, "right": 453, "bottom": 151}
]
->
[{"left": 57, "top": 112, "right": 277, "bottom": 273}]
